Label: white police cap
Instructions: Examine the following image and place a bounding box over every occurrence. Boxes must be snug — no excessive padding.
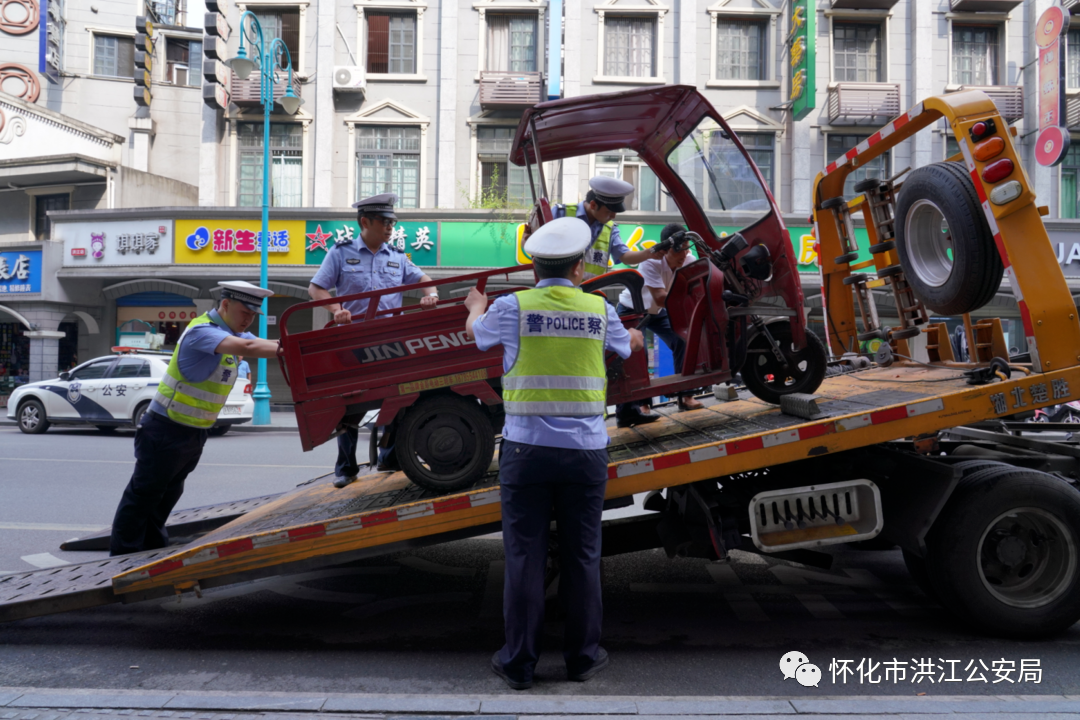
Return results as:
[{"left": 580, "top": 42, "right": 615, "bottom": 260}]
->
[
  {"left": 524, "top": 216, "right": 592, "bottom": 262},
  {"left": 588, "top": 176, "right": 634, "bottom": 212},
  {"left": 217, "top": 280, "right": 273, "bottom": 315},
  {"left": 352, "top": 193, "right": 398, "bottom": 219}
]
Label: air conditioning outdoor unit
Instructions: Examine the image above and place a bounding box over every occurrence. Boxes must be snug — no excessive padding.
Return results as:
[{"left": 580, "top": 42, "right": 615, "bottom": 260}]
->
[{"left": 333, "top": 66, "right": 366, "bottom": 93}]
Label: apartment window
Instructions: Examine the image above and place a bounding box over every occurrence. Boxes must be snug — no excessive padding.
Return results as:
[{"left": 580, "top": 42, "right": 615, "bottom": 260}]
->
[
  {"left": 833, "top": 23, "right": 881, "bottom": 83},
  {"left": 356, "top": 126, "right": 421, "bottom": 208},
  {"left": 716, "top": 19, "right": 766, "bottom": 81},
  {"left": 952, "top": 25, "right": 998, "bottom": 86},
  {"left": 367, "top": 12, "right": 417, "bottom": 74},
  {"left": 34, "top": 194, "right": 69, "bottom": 241},
  {"left": 487, "top": 14, "right": 538, "bottom": 72},
  {"left": 1068, "top": 29, "right": 1080, "bottom": 89},
  {"left": 93, "top": 35, "right": 135, "bottom": 78},
  {"left": 828, "top": 134, "right": 889, "bottom": 198},
  {"left": 477, "top": 126, "right": 537, "bottom": 205},
  {"left": 1062, "top": 143, "right": 1080, "bottom": 219},
  {"left": 149, "top": 0, "right": 185, "bottom": 26},
  {"left": 165, "top": 38, "right": 202, "bottom": 86},
  {"left": 595, "top": 151, "right": 661, "bottom": 212},
  {"left": 238, "top": 123, "right": 303, "bottom": 207},
  {"left": 604, "top": 16, "right": 656, "bottom": 78},
  {"left": 254, "top": 9, "right": 301, "bottom": 69}
]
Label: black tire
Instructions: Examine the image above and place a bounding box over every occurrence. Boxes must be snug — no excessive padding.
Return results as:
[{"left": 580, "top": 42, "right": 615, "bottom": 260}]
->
[
  {"left": 17, "top": 398, "right": 49, "bottom": 434},
  {"left": 820, "top": 196, "right": 848, "bottom": 210},
  {"left": 877, "top": 263, "right": 903, "bottom": 278},
  {"left": 397, "top": 394, "right": 496, "bottom": 493},
  {"left": 208, "top": 425, "right": 229, "bottom": 437},
  {"left": 895, "top": 161, "right": 1003, "bottom": 315},
  {"left": 854, "top": 177, "right": 884, "bottom": 194},
  {"left": 869, "top": 241, "right": 895, "bottom": 254},
  {"left": 842, "top": 273, "right": 867, "bottom": 286},
  {"left": 890, "top": 326, "right": 922, "bottom": 341},
  {"left": 925, "top": 466, "right": 1080, "bottom": 638},
  {"left": 835, "top": 252, "right": 859, "bottom": 265},
  {"left": 96, "top": 425, "right": 118, "bottom": 433},
  {"left": 132, "top": 399, "right": 150, "bottom": 427},
  {"left": 857, "top": 328, "right": 889, "bottom": 342},
  {"left": 741, "top": 322, "right": 827, "bottom": 405}
]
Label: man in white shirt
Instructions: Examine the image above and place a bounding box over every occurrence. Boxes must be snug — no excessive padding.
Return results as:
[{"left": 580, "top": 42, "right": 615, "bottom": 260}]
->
[{"left": 615, "top": 224, "right": 704, "bottom": 423}]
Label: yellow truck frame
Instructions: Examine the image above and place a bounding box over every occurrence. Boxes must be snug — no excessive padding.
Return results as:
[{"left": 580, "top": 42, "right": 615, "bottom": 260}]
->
[{"left": 4, "top": 91, "right": 1080, "bottom": 639}]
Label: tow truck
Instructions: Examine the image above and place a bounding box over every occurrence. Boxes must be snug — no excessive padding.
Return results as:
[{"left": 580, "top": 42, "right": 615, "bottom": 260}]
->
[{"left": 3, "top": 87, "right": 1080, "bottom": 639}]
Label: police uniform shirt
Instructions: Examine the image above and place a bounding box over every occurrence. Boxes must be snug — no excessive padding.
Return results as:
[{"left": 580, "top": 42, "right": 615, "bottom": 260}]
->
[
  {"left": 472, "top": 278, "right": 633, "bottom": 450},
  {"left": 552, "top": 203, "right": 631, "bottom": 265},
  {"left": 147, "top": 309, "right": 255, "bottom": 417},
  {"left": 310, "top": 240, "right": 426, "bottom": 318}
]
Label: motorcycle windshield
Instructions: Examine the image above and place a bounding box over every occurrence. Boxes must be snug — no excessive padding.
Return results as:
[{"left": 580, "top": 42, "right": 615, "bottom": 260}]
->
[{"left": 666, "top": 116, "right": 771, "bottom": 228}]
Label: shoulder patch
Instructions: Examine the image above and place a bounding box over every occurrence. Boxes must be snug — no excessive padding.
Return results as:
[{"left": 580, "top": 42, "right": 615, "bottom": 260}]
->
[{"left": 347, "top": 258, "right": 361, "bottom": 265}]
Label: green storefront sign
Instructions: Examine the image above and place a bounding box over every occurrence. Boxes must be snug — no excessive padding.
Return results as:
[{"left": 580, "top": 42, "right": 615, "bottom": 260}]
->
[
  {"left": 789, "top": 0, "right": 815, "bottom": 122},
  {"left": 304, "top": 220, "right": 438, "bottom": 267}
]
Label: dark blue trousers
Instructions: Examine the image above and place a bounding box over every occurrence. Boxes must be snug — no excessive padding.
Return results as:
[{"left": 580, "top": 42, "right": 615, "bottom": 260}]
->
[
  {"left": 336, "top": 424, "right": 395, "bottom": 478},
  {"left": 498, "top": 440, "right": 609, "bottom": 682},
  {"left": 615, "top": 305, "right": 687, "bottom": 417},
  {"left": 109, "top": 412, "right": 207, "bottom": 556}
]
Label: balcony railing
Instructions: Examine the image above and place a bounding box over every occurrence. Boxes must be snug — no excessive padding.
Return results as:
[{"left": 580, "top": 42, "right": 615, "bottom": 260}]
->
[
  {"left": 828, "top": 83, "right": 901, "bottom": 124},
  {"left": 231, "top": 69, "right": 302, "bottom": 109},
  {"left": 1066, "top": 90, "right": 1080, "bottom": 129},
  {"left": 956, "top": 85, "right": 1023, "bottom": 122},
  {"left": 479, "top": 71, "right": 545, "bottom": 110},
  {"left": 950, "top": 0, "right": 1021, "bottom": 11}
]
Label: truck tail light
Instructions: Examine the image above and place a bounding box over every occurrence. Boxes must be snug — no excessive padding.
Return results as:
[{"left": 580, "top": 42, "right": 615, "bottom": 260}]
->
[
  {"left": 981, "top": 158, "right": 1014, "bottom": 184},
  {"left": 244, "top": 383, "right": 252, "bottom": 395},
  {"left": 989, "top": 180, "right": 1023, "bottom": 206},
  {"left": 973, "top": 137, "right": 1005, "bottom": 162},
  {"left": 969, "top": 119, "right": 997, "bottom": 143}
]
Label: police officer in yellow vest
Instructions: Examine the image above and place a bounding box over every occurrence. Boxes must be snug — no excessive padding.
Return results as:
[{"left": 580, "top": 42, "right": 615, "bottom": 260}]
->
[
  {"left": 108, "top": 281, "right": 281, "bottom": 556},
  {"left": 465, "top": 217, "right": 644, "bottom": 689},
  {"left": 553, "top": 176, "right": 667, "bottom": 281}
]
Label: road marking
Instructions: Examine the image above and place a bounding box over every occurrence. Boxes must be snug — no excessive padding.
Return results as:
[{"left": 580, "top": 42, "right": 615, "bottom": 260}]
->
[
  {"left": 771, "top": 566, "right": 845, "bottom": 619},
  {"left": 398, "top": 556, "right": 477, "bottom": 577},
  {"left": 0, "top": 457, "right": 332, "bottom": 469},
  {"left": 794, "top": 593, "right": 845, "bottom": 620},
  {"left": 21, "top": 552, "right": 69, "bottom": 568},
  {"left": 843, "top": 568, "right": 926, "bottom": 617},
  {"left": 706, "top": 563, "right": 769, "bottom": 622},
  {"left": 341, "top": 591, "right": 472, "bottom": 620},
  {"left": 0, "top": 522, "right": 102, "bottom": 531}
]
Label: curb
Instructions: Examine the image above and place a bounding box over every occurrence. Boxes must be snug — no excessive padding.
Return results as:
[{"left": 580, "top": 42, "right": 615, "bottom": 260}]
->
[{"left": 2, "top": 688, "right": 1079, "bottom": 717}]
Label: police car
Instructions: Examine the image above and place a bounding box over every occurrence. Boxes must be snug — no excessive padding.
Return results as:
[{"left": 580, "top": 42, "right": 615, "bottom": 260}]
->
[{"left": 7, "top": 349, "right": 254, "bottom": 436}]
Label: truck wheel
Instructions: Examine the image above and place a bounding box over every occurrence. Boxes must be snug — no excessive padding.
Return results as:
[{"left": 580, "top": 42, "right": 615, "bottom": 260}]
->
[
  {"left": 17, "top": 399, "right": 49, "bottom": 434},
  {"left": 925, "top": 466, "right": 1080, "bottom": 638},
  {"left": 741, "top": 322, "right": 827, "bottom": 405},
  {"left": 895, "top": 161, "right": 1003, "bottom": 315},
  {"left": 398, "top": 395, "right": 495, "bottom": 493}
]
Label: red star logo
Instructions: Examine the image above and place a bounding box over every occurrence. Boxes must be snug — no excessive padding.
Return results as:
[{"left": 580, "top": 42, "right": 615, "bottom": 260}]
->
[{"left": 306, "top": 224, "right": 332, "bottom": 252}]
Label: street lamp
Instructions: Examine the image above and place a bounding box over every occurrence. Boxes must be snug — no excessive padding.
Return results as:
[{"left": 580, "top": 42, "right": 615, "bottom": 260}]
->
[{"left": 228, "top": 12, "right": 304, "bottom": 425}]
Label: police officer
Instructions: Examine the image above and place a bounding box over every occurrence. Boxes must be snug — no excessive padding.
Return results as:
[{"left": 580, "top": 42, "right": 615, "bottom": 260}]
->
[
  {"left": 308, "top": 193, "right": 438, "bottom": 487},
  {"left": 464, "top": 216, "right": 645, "bottom": 690},
  {"left": 109, "top": 281, "right": 280, "bottom": 556}
]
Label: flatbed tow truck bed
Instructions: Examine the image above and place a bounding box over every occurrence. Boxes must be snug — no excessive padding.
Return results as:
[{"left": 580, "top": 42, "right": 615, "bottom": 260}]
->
[{"left": 4, "top": 362, "right": 1072, "bottom": 624}]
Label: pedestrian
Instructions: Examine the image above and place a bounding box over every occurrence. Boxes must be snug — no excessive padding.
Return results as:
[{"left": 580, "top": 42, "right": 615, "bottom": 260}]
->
[
  {"left": 109, "top": 281, "right": 280, "bottom": 556},
  {"left": 550, "top": 176, "right": 670, "bottom": 427},
  {"left": 615, "top": 223, "right": 704, "bottom": 421},
  {"left": 464, "top": 216, "right": 644, "bottom": 690},
  {"left": 307, "top": 193, "right": 439, "bottom": 487},
  {"left": 236, "top": 355, "right": 251, "bottom": 380}
]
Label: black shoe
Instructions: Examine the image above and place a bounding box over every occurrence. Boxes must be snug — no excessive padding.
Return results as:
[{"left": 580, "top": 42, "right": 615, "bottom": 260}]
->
[
  {"left": 376, "top": 462, "right": 400, "bottom": 473},
  {"left": 333, "top": 475, "right": 358, "bottom": 488},
  {"left": 568, "top": 647, "right": 609, "bottom": 682},
  {"left": 491, "top": 653, "right": 532, "bottom": 690},
  {"left": 616, "top": 410, "right": 660, "bottom": 428}
]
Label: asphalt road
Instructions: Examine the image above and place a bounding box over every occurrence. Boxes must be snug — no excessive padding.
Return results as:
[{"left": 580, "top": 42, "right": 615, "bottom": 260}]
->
[{"left": 1, "top": 424, "right": 1078, "bottom": 698}]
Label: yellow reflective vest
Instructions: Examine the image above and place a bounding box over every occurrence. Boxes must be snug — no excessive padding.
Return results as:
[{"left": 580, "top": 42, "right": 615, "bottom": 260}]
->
[
  {"left": 503, "top": 285, "right": 608, "bottom": 417},
  {"left": 563, "top": 203, "right": 614, "bottom": 280},
  {"left": 152, "top": 312, "right": 240, "bottom": 428}
]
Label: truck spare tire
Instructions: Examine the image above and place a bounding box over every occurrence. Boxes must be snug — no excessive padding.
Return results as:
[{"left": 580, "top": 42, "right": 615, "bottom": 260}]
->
[{"left": 894, "top": 161, "right": 1003, "bottom": 315}]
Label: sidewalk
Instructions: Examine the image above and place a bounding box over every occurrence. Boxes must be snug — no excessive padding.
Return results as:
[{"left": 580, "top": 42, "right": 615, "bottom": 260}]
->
[
  {"left": 229, "top": 411, "right": 301, "bottom": 433},
  {"left": 2, "top": 688, "right": 1079, "bottom": 719}
]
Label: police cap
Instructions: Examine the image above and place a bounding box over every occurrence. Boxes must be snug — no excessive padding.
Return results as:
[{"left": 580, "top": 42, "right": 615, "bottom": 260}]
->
[
  {"left": 588, "top": 176, "right": 634, "bottom": 213},
  {"left": 524, "top": 217, "right": 592, "bottom": 265},
  {"left": 352, "top": 193, "right": 398, "bottom": 220},
  {"left": 218, "top": 280, "right": 273, "bottom": 315}
]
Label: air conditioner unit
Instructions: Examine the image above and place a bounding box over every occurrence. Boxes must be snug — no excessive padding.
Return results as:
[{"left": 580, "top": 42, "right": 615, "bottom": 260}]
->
[{"left": 333, "top": 66, "right": 366, "bottom": 93}]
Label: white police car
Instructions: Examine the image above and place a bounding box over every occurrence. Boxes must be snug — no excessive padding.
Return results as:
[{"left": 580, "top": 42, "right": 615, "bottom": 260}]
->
[{"left": 7, "top": 349, "right": 254, "bottom": 436}]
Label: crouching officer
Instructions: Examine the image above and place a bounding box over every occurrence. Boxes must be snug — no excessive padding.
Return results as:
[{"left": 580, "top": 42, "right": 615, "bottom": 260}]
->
[
  {"left": 464, "top": 216, "right": 645, "bottom": 689},
  {"left": 109, "top": 281, "right": 281, "bottom": 556},
  {"left": 308, "top": 193, "right": 438, "bottom": 487}
]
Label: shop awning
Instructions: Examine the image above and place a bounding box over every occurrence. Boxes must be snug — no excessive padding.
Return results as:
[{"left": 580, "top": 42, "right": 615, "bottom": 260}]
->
[{"left": 0, "top": 155, "right": 116, "bottom": 187}]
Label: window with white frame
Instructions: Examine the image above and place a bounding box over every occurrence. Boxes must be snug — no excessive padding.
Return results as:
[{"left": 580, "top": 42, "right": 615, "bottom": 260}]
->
[
  {"left": 477, "top": 126, "right": 537, "bottom": 205},
  {"left": 716, "top": 18, "right": 766, "bottom": 81},
  {"left": 93, "top": 34, "right": 135, "bottom": 78},
  {"left": 604, "top": 16, "right": 656, "bottom": 78},
  {"left": 827, "top": 134, "right": 889, "bottom": 198},
  {"left": 595, "top": 150, "right": 662, "bottom": 212},
  {"left": 833, "top": 22, "right": 882, "bottom": 83},
  {"left": 357, "top": 126, "right": 421, "bottom": 207},
  {"left": 952, "top": 24, "right": 998, "bottom": 86},
  {"left": 1068, "top": 28, "right": 1080, "bottom": 89},
  {"left": 149, "top": 0, "right": 186, "bottom": 27},
  {"left": 486, "top": 14, "right": 538, "bottom": 72},
  {"left": 367, "top": 11, "right": 417, "bottom": 74},
  {"left": 165, "top": 37, "right": 202, "bottom": 86},
  {"left": 1062, "top": 142, "right": 1080, "bottom": 219},
  {"left": 253, "top": 8, "right": 301, "bottom": 70},
  {"left": 238, "top": 122, "right": 303, "bottom": 207}
]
